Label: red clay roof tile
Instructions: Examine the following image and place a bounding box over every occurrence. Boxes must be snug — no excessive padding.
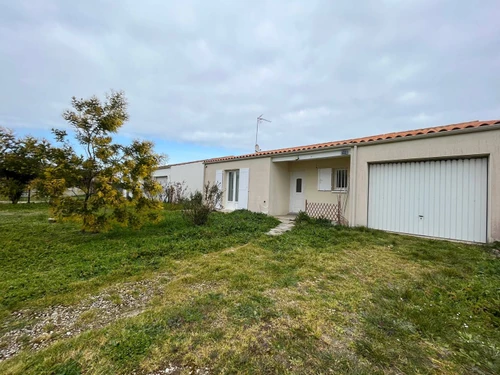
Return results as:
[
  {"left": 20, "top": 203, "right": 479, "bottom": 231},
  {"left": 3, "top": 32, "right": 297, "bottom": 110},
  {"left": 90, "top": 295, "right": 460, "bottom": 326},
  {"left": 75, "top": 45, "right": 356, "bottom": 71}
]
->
[{"left": 205, "top": 120, "right": 500, "bottom": 163}]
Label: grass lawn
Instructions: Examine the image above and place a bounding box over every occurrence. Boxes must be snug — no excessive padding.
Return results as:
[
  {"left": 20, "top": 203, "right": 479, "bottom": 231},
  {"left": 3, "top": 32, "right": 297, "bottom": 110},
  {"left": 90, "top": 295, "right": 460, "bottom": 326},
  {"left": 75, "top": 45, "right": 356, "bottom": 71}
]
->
[{"left": 0, "top": 204, "right": 499, "bottom": 374}]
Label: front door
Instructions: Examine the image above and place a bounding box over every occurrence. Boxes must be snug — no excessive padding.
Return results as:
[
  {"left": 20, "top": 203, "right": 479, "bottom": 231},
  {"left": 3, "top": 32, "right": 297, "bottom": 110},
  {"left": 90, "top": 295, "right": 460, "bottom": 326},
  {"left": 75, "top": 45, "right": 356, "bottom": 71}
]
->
[
  {"left": 226, "top": 170, "right": 240, "bottom": 210},
  {"left": 289, "top": 172, "right": 305, "bottom": 213}
]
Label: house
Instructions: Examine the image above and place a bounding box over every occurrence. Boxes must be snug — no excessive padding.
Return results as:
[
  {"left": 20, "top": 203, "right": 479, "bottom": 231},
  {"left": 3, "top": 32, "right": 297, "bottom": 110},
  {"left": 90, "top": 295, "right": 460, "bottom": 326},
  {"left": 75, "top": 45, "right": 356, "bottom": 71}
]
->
[
  {"left": 204, "top": 120, "right": 500, "bottom": 243},
  {"left": 153, "top": 160, "right": 205, "bottom": 200}
]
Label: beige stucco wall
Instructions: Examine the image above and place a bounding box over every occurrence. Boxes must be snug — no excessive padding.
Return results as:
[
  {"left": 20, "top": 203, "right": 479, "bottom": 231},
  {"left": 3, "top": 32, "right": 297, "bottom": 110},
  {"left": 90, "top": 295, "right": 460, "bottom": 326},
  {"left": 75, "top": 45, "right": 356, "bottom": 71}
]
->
[
  {"left": 353, "top": 129, "right": 500, "bottom": 242},
  {"left": 286, "top": 157, "right": 351, "bottom": 219},
  {"left": 269, "top": 162, "right": 290, "bottom": 215},
  {"left": 205, "top": 158, "right": 271, "bottom": 213},
  {"left": 206, "top": 156, "right": 351, "bottom": 217}
]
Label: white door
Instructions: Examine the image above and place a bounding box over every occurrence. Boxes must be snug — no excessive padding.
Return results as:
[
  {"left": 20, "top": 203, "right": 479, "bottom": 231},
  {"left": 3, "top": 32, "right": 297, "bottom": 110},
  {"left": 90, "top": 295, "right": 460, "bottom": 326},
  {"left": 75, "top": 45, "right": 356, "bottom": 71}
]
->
[
  {"left": 226, "top": 170, "right": 240, "bottom": 210},
  {"left": 289, "top": 172, "right": 305, "bottom": 213},
  {"left": 368, "top": 158, "right": 488, "bottom": 242}
]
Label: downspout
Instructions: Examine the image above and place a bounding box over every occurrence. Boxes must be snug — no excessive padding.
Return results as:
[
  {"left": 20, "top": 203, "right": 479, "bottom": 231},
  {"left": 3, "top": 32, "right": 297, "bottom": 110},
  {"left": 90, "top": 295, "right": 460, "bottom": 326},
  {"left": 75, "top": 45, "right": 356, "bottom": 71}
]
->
[
  {"left": 202, "top": 161, "right": 207, "bottom": 190},
  {"left": 350, "top": 145, "right": 358, "bottom": 226},
  {"left": 265, "top": 159, "right": 271, "bottom": 215}
]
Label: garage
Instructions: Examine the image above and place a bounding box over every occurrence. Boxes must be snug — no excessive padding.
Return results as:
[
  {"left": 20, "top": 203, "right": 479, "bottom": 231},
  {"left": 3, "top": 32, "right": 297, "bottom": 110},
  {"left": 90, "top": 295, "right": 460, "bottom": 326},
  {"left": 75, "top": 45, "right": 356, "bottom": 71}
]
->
[{"left": 368, "top": 158, "right": 488, "bottom": 242}]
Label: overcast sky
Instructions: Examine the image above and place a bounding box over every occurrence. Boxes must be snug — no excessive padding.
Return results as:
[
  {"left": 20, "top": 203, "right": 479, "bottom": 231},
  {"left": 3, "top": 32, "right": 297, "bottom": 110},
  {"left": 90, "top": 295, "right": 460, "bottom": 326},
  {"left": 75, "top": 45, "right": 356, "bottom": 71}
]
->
[{"left": 1, "top": 0, "right": 499, "bottom": 163}]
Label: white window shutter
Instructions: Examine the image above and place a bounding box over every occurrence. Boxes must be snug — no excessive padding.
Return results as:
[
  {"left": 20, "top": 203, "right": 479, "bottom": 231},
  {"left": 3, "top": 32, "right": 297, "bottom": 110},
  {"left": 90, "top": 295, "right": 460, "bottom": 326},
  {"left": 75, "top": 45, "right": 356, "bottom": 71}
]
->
[
  {"left": 318, "top": 168, "right": 332, "bottom": 191},
  {"left": 238, "top": 168, "right": 249, "bottom": 209},
  {"left": 215, "top": 170, "right": 223, "bottom": 209}
]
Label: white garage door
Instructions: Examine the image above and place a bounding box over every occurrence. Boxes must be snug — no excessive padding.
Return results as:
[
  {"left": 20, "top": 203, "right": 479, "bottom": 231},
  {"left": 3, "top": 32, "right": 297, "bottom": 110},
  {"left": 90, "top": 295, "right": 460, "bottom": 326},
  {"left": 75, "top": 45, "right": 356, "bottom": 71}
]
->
[{"left": 368, "top": 158, "right": 488, "bottom": 242}]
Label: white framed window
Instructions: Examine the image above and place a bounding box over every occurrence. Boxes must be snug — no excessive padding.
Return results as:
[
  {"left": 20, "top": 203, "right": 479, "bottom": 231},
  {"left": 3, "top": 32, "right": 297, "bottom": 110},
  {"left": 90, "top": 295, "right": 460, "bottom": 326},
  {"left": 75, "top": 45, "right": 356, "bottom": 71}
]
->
[
  {"left": 227, "top": 170, "right": 240, "bottom": 202},
  {"left": 334, "top": 169, "right": 348, "bottom": 191}
]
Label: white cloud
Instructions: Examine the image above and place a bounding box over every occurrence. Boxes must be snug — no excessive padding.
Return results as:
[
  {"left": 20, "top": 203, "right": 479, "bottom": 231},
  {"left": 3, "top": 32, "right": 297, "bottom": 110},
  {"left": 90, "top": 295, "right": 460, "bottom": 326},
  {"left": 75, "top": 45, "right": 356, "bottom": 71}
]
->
[
  {"left": 0, "top": 0, "right": 499, "bottom": 154},
  {"left": 411, "top": 112, "right": 436, "bottom": 124},
  {"left": 397, "top": 91, "right": 420, "bottom": 103},
  {"left": 282, "top": 107, "right": 332, "bottom": 123}
]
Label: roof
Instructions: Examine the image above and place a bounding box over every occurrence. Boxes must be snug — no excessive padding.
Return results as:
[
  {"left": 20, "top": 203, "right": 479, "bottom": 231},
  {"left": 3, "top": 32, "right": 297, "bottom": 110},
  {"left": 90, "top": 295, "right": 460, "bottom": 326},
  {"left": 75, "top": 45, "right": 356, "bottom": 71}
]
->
[
  {"left": 156, "top": 159, "right": 205, "bottom": 170},
  {"left": 205, "top": 119, "right": 500, "bottom": 164}
]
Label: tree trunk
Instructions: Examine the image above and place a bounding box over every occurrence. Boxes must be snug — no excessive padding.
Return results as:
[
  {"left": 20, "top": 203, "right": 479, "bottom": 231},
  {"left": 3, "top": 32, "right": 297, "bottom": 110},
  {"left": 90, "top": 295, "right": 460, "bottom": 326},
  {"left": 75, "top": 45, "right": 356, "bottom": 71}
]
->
[{"left": 11, "top": 191, "right": 22, "bottom": 204}]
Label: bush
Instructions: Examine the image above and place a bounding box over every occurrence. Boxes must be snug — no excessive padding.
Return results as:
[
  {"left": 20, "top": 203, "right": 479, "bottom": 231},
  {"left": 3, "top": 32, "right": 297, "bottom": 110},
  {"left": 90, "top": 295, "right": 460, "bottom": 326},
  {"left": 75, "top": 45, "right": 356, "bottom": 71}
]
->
[
  {"left": 315, "top": 216, "right": 333, "bottom": 226},
  {"left": 295, "top": 211, "right": 332, "bottom": 226},
  {"left": 295, "top": 211, "right": 311, "bottom": 224},
  {"left": 163, "top": 202, "right": 184, "bottom": 211},
  {"left": 183, "top": 191, "right": 209, "bottom": 225},
  {"left": 183, "top": 183, "right": 223, "bottom": 226},
  {"left": 160, "top": 181, "right": 187, "bottom": 203},
  {"left": 201, "top": 182, "right": 223, "bottom": 212}
]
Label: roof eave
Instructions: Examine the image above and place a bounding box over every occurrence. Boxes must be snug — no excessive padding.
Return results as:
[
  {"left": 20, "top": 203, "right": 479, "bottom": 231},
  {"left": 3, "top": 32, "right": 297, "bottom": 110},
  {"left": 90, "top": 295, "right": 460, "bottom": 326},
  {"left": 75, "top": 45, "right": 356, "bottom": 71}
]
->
[{"left": 204, "top": 123, "right": 500, "bottom": 164}]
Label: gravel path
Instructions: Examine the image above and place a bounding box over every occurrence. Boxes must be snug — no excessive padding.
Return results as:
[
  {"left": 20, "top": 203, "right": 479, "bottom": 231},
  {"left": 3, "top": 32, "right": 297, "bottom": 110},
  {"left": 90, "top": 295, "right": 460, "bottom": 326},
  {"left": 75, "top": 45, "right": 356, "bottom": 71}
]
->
[
  {"left": 0, "top": 275, "right": 169, "bottom": 361},
  {"left": 139, "top": 365, "right": 210, "bottom": 375}
]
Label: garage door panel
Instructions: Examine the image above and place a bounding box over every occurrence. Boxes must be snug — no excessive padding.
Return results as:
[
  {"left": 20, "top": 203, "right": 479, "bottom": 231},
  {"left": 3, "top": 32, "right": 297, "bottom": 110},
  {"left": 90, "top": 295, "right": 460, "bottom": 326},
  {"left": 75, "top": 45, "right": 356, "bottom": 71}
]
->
[
  {"left": 368, "top": 158, "right": 487, "bottom": 242},
  {"left": 450, "top": 160, "right": 458, "bottom": 239}
]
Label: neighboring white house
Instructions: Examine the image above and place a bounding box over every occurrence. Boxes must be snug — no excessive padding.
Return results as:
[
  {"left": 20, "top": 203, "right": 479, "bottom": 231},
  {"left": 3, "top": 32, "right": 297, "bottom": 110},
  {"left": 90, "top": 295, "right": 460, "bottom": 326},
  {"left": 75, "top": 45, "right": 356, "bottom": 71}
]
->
[
  {"left": 204, "top": 119, "right": 500, "bottom": 243},
  {"left": 153, "top": 160, "right": 205, "bottom": 198}
]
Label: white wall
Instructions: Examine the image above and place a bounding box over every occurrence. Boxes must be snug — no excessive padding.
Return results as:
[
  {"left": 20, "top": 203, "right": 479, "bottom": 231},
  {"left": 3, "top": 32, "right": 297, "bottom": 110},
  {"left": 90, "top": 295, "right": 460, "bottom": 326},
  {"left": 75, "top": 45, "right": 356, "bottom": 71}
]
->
[{"left": 153, "top": 161, "right": 205, "bottom": 197}]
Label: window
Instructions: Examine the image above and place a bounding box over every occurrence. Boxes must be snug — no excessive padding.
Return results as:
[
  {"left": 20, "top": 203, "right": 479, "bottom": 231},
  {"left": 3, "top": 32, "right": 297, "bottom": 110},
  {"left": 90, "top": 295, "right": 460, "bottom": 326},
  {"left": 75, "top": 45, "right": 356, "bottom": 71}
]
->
[
  {"left": 296, "top": 178, "right": 302, "bottom": 193},
  {"left": 334, "top": 169, "right": 348, "bottom": 191},
  {"left": 228, "top": 171, "right": 234, "bottom": 201},
  {"left": 227, "top": 170, "right": 240, "bottom": 202},
  {"left": 318, "top": 168, "right": 349, "bottom": 191},
  {"left": 154, "top": 176, "right": 168, "bottom": 185}
]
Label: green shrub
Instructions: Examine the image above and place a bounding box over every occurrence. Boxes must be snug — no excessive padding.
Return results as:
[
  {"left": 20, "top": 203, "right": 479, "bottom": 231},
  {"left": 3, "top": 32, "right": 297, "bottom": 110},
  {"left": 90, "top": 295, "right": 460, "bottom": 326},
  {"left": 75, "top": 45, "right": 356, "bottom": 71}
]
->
[
  {"left": 183, "top": 183, "right": 223, "bottom": 226},
  {"left": 163, "top": 202, "right": 184, "bottom": 211},
  {"left": 183, "top": 198, "right": 211, "bottom": 226},
  {"left": 315, "top": 216, "right": 333, "bottom": 226},
  {"left": 295, "top": 210, "right": 311, "bottom": 224},
  {"left": 295, "top": 211, "right": 332, "bottom": 226}
]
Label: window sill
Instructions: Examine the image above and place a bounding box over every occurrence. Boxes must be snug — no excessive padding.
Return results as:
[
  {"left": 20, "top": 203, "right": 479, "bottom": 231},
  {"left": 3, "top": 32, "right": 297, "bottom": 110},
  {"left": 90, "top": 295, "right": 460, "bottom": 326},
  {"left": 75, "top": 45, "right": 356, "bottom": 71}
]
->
[{"left": 332, "top": 190, "right": 348, "bottom": 193}]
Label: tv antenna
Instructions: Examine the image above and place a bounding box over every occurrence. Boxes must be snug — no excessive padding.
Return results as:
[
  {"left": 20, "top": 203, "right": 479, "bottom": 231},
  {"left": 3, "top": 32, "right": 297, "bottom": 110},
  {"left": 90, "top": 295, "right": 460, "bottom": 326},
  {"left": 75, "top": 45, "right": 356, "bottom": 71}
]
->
[{"left": 255, "top": 114, "right": 271, "bottom": 152}]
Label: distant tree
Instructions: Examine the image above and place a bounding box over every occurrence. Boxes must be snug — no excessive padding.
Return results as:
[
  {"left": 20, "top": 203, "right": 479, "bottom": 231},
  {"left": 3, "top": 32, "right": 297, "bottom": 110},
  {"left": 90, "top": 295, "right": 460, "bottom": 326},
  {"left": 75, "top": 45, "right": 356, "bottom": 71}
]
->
[
  {"left": 0, "top": 127, "right": 51, "bottom": 204},
  {"left": 34, "top": 91, "right": 164, "bottom": 232}
]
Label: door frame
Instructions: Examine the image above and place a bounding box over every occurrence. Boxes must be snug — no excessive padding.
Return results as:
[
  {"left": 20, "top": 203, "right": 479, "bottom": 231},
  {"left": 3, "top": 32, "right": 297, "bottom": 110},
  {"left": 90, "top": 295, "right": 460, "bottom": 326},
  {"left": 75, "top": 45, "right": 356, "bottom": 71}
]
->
[
  {"left": 225, "top": 169, "right": 240, "bottom": 210},
  {"left": 289, "top": 171, "right": 305, "bottom": 213}
]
